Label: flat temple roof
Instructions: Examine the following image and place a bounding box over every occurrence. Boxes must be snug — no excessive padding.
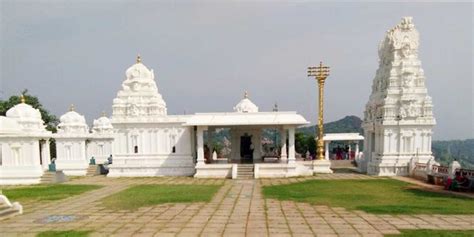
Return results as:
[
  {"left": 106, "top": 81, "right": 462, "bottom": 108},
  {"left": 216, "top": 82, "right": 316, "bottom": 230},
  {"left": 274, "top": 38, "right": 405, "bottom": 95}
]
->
[
  {"left": 183, "top": 111, "right": 309, "bottom": 126},
  {"left": 323, "top": 133, "right": 364, "bottom": 141}
]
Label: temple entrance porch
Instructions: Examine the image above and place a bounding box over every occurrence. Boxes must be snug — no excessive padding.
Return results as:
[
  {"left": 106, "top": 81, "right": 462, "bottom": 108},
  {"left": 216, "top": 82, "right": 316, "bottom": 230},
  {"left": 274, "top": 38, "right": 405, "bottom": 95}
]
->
[
  {"left": 196, "top": 125, "right": 297, "bottom": 166},
  {"left": 183, "top": 111, "right": 310, "bottom": 178}
]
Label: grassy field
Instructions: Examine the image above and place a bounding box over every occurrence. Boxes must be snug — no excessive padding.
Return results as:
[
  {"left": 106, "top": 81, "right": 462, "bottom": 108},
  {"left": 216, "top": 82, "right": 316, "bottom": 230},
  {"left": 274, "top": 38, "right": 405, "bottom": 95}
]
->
[
  {"left": 1, "top": 184, "right": 101, "bottom": 202},
  {"left": 101, "top": 184, "right": 221, "bottom": 210},
  {"left": 36, "top": 230, "right": 91, "bottom": 237},
  {"left": 386, "top": 229, "right": 474, "bottom": 237},
  {"left": 262, "top": 179, "right": 474, "bottom": 214}
]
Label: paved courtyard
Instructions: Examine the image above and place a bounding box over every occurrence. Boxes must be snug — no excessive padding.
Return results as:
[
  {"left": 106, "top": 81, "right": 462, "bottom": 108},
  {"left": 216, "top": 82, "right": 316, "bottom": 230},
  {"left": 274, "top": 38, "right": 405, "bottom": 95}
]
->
[{"left": 1, "top": 174, "right": 473, "bottom": 237}]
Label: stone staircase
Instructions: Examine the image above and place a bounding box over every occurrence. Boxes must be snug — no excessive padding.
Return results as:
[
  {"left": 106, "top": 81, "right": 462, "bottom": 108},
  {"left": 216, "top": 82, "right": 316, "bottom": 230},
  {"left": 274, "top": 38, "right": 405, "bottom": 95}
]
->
[
  {"left": 40, "top": 171, "right": 68, "bottom": 184},
  {"left": 40, "top": 171, "right": 56, "bottom": 184},
  {"left": 86, "top": 165, "right": 98, "bottom": 176},
  {"left": 330, "top": 160, "right": 360, "bottom": 173},
  {"left": 237, "top": 164, "right": 254, "bottom": 179},
  {"left": 0, "top": 195, "right": 22, "bottom": 221},
  {"left": 330, "top": 160, "right": 356, "bottom": 168}
]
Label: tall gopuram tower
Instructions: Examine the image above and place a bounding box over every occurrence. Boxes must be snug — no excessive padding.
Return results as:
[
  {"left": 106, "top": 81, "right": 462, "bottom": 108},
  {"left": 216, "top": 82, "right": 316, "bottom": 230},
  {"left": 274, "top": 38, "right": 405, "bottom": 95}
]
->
[
  {"left": 112, "top": 55, "right": 167, "bottom": 118},
  {"left": 362, "top": 17, "right": 436, "bottom": 176}
]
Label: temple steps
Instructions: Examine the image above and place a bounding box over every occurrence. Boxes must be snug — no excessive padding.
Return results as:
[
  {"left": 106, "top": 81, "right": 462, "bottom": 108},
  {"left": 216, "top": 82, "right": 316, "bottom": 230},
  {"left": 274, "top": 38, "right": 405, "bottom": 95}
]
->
[
  {"left": 86, "top": 165, "right": 98, "bottom": 176},
  {"left": 237, "top": 164, "right": 254, "bottom": 179},
  {"left": 330, "top": 160, "right": 356, "bottom": 168},
  {"left": 39, "top": 171, "right": 56, "bottom": 184}
]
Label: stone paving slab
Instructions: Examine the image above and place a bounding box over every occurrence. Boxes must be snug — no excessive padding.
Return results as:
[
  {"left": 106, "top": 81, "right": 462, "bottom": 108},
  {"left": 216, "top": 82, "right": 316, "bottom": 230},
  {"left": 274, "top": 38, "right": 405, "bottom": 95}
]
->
[{"left": 0, "top": 175, "right": 473, "bottom": 236}]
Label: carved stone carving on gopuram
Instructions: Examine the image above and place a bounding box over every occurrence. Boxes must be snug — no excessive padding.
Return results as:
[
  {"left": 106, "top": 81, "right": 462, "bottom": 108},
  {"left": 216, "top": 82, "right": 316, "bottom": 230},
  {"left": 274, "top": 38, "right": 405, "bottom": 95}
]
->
[
  {"left": 364, "top": 17, "right": 435, "bottom": 125},
  {"left": 111, "top": 56, "right": 168, "bottom": 122},
  {"left": 362, "top": 17, "right": 436, "bottom": 176}
]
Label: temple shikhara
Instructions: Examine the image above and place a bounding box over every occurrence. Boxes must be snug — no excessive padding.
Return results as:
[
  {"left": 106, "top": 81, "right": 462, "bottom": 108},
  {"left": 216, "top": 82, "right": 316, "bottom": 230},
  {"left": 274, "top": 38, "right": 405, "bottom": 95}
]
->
[
  {"left": 0, "top": 17, "right": 440, "bottom": 185},
  {"left": 362, "top": 17, "right": 436, "bottom": 176}
]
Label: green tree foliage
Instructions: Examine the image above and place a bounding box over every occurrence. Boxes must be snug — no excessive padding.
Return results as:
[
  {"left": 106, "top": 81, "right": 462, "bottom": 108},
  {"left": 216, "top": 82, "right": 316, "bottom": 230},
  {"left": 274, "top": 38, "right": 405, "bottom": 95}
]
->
[{"left": 295, "top": 132, "right": 316, "bottom": 157}]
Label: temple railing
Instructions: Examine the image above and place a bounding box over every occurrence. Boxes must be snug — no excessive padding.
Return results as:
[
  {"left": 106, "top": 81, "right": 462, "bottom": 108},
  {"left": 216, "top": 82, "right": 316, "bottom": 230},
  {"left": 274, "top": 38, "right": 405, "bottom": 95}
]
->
[
  {"left": 432, "top": 165, "right": 449, "bottom": 175},
  {"left": 456, "top": 168, "right": 474, "bottom": 178},
  {"left": 414, "top": 162, "right": 427, "bottom": 171}
]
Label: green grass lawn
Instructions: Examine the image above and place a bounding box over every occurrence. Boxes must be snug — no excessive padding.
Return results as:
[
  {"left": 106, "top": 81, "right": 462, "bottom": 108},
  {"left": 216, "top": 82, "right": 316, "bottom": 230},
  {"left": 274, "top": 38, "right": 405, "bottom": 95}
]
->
[
  {"left": 36, "top": 230, "right": 91, "bottom": 237},
  {"left": 262, "top": 179, "right": 474, "bottom": 214},
  {"left": 1, "top": 184, "right": 101, "bottom": 202},
  {"left": 386, "top": 229, "right": 474, "bottom": 237},
  {"left": 101, "top": 184, "right": 221, "bottom": 210}
]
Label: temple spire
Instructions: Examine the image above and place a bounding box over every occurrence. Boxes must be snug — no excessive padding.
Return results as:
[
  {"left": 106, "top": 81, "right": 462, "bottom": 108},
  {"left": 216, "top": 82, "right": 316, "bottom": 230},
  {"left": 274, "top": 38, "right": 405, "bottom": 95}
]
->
[
  {"left": 69, "top": 104, "right": 75, "bottom": 112},
  {"left": 244, "top": 91, "right": 249, "bottom": 98}
]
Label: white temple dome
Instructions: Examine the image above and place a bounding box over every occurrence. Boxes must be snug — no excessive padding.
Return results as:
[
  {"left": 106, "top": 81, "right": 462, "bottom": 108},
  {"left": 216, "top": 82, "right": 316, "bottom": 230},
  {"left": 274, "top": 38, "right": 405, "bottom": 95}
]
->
[
  {"left": 6, "top": 96, "right": 46, "bottom": 132},
  {"left": 57, "top": 105, "right": 89, "bottom": 134},
  {"left": 0, "top": 116, "right": 22, "bottom": 134},
  {"left": 92, "top": 113, "right": 113, "bottom": 134},
  {"left": 233, "top": 92, "right": 259, "bottom": 113}
]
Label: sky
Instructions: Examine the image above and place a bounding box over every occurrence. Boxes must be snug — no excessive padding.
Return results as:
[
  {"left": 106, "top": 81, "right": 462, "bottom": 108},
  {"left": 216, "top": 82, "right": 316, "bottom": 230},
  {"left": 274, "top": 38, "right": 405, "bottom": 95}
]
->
[{"left": 0, "top": 1, "right": 472, "bottom": 140}]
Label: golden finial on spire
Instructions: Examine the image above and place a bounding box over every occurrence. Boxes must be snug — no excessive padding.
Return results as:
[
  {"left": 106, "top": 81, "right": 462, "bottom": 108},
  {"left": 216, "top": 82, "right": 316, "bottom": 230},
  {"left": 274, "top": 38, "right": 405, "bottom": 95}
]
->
[
  {"left": 244, "top": 91, "right": 249, "bottom": 98},
  {"left": 101, "top": 111, "right": 106, "bottom": 117},
  {"left": 136, "top": 54, "right": 142, "bottom": 64},
  {"left": 20, "top": 94, "right": 26, "bottom": 104},
  {"left": 69, "top": 104, "right": 75, "bottom": 111}
]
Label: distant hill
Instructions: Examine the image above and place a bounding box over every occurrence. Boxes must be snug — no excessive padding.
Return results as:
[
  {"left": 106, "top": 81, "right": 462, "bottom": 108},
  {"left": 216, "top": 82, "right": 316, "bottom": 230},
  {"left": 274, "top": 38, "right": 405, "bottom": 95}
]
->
[
  {"left": 297, "top": 115, "right": 363, "bottom": 136},
  {"left": 432, "top": 139, "right": 474, "bottom": 168}
]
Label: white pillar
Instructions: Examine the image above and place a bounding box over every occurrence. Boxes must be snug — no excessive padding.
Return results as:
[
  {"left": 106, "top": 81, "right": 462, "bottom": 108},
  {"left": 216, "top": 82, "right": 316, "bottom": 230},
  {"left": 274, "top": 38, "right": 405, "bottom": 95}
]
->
[
  {"left": 42, "top": 140, "right": 51, "bottom": 170},
  {"left": 348, "top": 143, "right": 352, "bottom": 160},
  {"left": 208, "top": 128, "right": 214, "bottom": 163},
  {"left": 355, "top": 142, "right": 360, "bottom": 159},
  {"left": 196, "top": 126, "right": 207, "bottom": 166},
  {"left": 280, "top": 128, "right": 287, "bottom": 162},
  {"left": 253, "top": 129, "right": 262, "bottom": 162},
  {"left": 325, "top": 141, "right": 329, "bottom": 160},
  {"left": 288, "top": 127, "right": 295, "bottom": 164}
]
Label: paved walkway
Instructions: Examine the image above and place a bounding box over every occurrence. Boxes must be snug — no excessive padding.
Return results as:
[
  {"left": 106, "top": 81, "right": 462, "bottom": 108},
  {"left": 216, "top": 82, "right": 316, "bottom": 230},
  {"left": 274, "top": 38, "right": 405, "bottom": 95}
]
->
[{"left": 0, "top": 175, "right": 473, "bottom": 237}]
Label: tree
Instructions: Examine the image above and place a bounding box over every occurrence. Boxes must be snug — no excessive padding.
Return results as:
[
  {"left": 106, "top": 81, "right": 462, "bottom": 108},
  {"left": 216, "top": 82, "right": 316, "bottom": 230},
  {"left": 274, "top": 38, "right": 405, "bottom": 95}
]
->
[
  {"left": 1, "top": 89, "right": 59, "bottom": 159},
  {"left": 295, "top": 132, "right": 316, "bottom": 158}
]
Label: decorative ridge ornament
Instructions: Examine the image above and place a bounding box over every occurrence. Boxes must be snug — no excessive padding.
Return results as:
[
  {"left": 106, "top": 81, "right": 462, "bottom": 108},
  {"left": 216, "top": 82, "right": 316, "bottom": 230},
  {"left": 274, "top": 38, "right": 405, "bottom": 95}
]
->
[
  {"left": 101, "top": 111, "right": 107, "bottom": 117},
  {"left": 136, "top": 54, "right": 142, "bottom": 64},
  {"left": 69, "top": 104, "right": 75, "bottom": 112},
  {"left": 244, "top": 91, "right": 248, "bottom": 98},
  {"left": 20, "top": 94, "right": 25, "bottom": 104}
]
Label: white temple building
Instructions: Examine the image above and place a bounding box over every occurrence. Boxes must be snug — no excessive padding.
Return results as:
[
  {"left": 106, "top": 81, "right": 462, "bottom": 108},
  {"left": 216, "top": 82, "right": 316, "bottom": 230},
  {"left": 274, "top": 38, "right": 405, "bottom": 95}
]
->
[
  {"left": 105, "top": 56, "right": 312, "bottom": 178},
  {"left": 54, "top": 105, "right": 91, "bottom": 176},
  {"left": 87, "top": 113, "right": 114, "bottom": 164},
  {"left": 0, "top": 96, "right": 52, "bottom": 185},
  {"left": 0, "top": 16, "right": 440, "bottom": 184},
  {"left": 186, "top": 92, "right": 310, "bottom": 178},
  {"left": 362, "top": 17, "right": 436, "bottom": 176},
  {"left": 108, "top": 56, "right": 195, "bottom": 177}
]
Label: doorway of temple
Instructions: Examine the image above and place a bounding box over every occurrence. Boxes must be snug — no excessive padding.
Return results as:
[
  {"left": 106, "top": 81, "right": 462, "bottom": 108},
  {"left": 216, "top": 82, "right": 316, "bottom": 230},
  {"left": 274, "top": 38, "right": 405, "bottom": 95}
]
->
[{"left": 240, "top": 134, "right": 253, "bottom": 163}]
